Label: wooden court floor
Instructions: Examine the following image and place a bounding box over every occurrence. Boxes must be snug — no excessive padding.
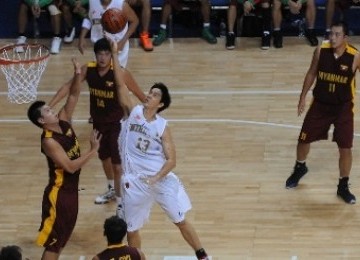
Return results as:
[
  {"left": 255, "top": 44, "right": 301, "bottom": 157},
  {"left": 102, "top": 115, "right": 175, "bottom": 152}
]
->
[{"left": 1, "top": 36, "right": 360, "bottom": 260}]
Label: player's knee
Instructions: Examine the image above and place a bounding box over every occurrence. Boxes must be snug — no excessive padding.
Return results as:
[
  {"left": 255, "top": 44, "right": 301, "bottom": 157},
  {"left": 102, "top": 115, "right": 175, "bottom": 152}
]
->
[{"left": 174, "top": 219, "right": 187, "bottom": 228}]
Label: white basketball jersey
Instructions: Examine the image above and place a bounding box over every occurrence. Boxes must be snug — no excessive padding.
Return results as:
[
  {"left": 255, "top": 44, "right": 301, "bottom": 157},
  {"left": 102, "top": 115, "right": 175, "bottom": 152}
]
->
[
  {"left": 88, "top": 0, "right": 128, "bottom": 43},
  {"left": 120, "top": 105, "right": 168, "bottom": 176}
]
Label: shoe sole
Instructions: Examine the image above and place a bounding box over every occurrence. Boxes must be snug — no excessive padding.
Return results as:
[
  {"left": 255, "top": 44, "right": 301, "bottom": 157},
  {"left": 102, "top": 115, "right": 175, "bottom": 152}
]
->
[
  {"left": 337, "top": 193, "right": 356, "bottom": 204},
  {"left": 261, "top": 46, "right": 270, "bottom": 50},
  {"left": 226, "top": 46, "right": 235, "bottom": 50},
  {"left": 94, "top": 197, "right": 115, "bottom": 204},
  {"left": 285, "top": 168, "right": 308, "bottom": 189}
]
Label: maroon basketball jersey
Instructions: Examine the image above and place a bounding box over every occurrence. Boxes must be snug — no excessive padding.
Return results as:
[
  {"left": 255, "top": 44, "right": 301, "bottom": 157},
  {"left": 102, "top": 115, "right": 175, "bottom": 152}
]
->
[
  {"left": 96, "top": 243, "right": 141, "bottom": 260},
  {"left": 41, "top": 120, "right": 81, "bottom": 191},
  {"left": 313, "top": 42, "right": 358, "bottom": 104},
  {"left": 86, "top": 62, "right": 124, "bottom": 124}
]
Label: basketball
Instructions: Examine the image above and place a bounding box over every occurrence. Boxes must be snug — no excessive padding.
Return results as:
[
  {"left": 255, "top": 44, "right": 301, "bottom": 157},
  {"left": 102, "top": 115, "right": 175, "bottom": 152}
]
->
[{"left": 101, "top": 8, "right": 127, "bottom": 34}]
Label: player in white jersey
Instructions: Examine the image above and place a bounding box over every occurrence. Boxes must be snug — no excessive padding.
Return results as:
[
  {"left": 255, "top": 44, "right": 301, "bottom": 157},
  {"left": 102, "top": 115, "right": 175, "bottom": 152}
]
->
[
  {"left": 78, "top": 0, "right": 138, "bottom": 67},
  {"left": 107, "top": 39, "right": 210, "bottom": 260}
]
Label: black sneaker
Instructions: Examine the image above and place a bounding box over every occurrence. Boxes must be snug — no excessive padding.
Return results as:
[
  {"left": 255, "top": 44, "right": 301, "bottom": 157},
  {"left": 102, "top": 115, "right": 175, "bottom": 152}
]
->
[
  {"left": 337, "top": 183, "right": 356, "bottom": 204},
  {"left": 285, "top": 162, "right": 308, "bottom": 188},
  {"left": 305, "top": 29, "right": 318, "bottom": 46},
  {"left": 323, "top": 30, "right": 330, "bottom": 41},
  {"left": 261, "top": 32, "right": 271, "bottom": 50},
  {"left": 273, "top": 31, "right": 283, "bottom": 48},
  {"left": 226, "top": 32, "right": 235, "bottom": 50}
]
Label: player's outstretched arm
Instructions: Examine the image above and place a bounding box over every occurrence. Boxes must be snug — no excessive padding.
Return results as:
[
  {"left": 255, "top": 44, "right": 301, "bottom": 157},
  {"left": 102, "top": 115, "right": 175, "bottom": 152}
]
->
[
  {"left": 124, "top": 70, "right": 146, "bottom": 103},
  {"left": 110, "top": 39, "right": 135, "bottom": 116},
  {"left": 48, "top": 64, "right": 86, "bottom": 110}
]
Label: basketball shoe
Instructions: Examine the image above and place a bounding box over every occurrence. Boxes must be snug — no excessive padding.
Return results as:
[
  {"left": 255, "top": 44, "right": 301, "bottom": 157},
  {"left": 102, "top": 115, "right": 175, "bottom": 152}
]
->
[
  {"left": 15, "top": 36, "right": 27, "bottom": 53},
  {"left": 196, "top": 248, "right": 209, "bottom": 260},
  {"left": 64, "top": 27, "right": 75, "bottom": 43},
  {"left": 305, "top": 29, "right": 318, "bottom": 46},
  {"left": 261, "top": 31, "right": 271, "bottom": 50},
  {"left": 226, "top": 32, "right": 235, "bottom": 50},
  {"left": 50, "top": 37, "right": 62, "bottom": 54},
  {"left": 95, "top": 185, "right": 115, "bottom": 204},
  {"left": 153, "top": 28, "right": 167, "bottom": 46},
  {"left": 140, "top": 32, "right": 153, "bottom": 51},
  {"left": 337, "top": 177, "right": 356, "bottom": 204},
  {"left": 202, "top": 27, "right": 217, "bottom": 44},
  {"left": 117, "top": 203, "right": 125, "bottom": 219},
  {"left": 273, "top": 30, "right": 283, "bottom": 48},
  {"left": 285, "top": 162, "right": 308, "bottom": 188}
]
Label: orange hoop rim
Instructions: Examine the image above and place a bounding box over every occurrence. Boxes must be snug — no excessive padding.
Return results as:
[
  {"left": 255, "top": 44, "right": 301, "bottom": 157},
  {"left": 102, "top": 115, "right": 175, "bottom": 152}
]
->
[{"left": 0, "top": 43, "right": 50, "bottom": 65}]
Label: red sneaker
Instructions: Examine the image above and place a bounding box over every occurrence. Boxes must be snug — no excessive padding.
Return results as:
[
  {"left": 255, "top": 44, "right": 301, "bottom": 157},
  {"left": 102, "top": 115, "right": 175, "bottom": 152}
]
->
[{"left": 140, "top": 32, "right": 153, "bottom": 51}]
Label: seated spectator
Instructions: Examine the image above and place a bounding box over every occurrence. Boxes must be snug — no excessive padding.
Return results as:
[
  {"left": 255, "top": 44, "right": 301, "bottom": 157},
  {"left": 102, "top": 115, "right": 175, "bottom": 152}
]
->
[
  {"left": 324, "top": 0, "right": 360, "bottom": 39},
  {"left": 152, "top": 0, "right": 217, "bottom": 46},
  {"left": 16, "top": 0, "right": 63, "bottom": 54},
  {"left": 226, "top": 0, "right": 272, "bottom": 50},
  {"left": 272, "top": 0, "right": 318, "bottom": 48},
  {"left": 127, "top": 0, "right": 154, "bottom": 51},
  {"left": 92, "top": 216, "right": 146, "bottom": 260},
  {"left": 58, "top": 0, "right": 89, "bottom": 43},
  {"left": 0, "top": 245, "right": 23, "bottom": 260}
]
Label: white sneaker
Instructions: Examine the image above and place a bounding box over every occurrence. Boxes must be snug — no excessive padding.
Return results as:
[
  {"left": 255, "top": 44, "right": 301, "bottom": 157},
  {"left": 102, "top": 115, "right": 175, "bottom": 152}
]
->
[
  {"left": 50, "top": 37, "right": 62, "bottom": 54},
  {"left": 64, "top": 27, "right": 75, "bottom": 43},
  {"left": 117, "top": 204, "right": 125, "bottom": 219},
  {"left": 94, "top": 185, "right": 115, "bottom": 204},
  {"left": 15, "top": 36, "right": 27, "bottom": 53}
]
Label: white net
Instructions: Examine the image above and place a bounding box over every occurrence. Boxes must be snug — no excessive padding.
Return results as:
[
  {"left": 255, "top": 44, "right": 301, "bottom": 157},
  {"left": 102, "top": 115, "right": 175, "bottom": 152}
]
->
[{"left": 0, "top": 44, "right": 50, "bottom": 104}]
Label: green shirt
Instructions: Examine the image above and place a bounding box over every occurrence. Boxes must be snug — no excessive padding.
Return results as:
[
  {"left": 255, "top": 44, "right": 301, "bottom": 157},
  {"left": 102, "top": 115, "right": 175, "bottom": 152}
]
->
[
  {"left": 279, "top": 0, "right": 307, "bottom": 5},
  {"left": 65, "top": 0, "right": 89, "bottom": 6},
  {"left": 24, "top": 0, "right": 53, "bottom": 8}
]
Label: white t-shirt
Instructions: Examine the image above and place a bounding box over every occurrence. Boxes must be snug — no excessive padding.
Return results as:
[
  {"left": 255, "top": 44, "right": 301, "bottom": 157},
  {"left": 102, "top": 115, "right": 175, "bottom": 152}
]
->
[{"left": 88, "top": 0, "right": 128, "bottom": 43}]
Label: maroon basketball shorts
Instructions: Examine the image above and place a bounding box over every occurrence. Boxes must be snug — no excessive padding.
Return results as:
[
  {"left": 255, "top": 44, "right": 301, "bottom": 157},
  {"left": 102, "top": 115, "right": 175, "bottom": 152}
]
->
[{"left": 298, "top": 100, "right": 354, "bottom": 148}]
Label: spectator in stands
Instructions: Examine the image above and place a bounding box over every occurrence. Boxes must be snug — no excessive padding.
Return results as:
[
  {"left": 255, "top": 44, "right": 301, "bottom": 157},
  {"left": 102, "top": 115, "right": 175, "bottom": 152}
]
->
[
  {"left": 226, "top": 0, "right": 272, "bottom": 50},
  {"left": 152, "top": 0, "right": 217, "bottom": 46},
  {"left": 127, "top": 0, "right": 154, "bottom": 51},
  {"left": 272, "top": 0, "right": 318, "bottom": 48},
  {"left": 0, "top": 245, "right": 23, "bottom": 260},
  {"left": 57, "top": 0, "right": 89, "bottom": 44},
  {"left": 16, "top": 0, "right": 62, "bottom": 54},
  {"left": 324, "top": 0, "right": 360, "bottom": 39}
]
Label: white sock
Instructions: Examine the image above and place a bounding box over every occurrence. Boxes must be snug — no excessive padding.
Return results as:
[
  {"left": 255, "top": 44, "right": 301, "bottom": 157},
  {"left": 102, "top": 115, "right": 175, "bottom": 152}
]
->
[
  {"left": 107, "top": 179, "right": 114, "bottom": 189},
  {"left": 116, "top": 196, "right": 122, "bottom": 205}
]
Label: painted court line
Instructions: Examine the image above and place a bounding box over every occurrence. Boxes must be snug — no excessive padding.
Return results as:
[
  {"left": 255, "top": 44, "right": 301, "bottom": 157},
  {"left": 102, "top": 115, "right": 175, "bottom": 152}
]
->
[
  {"left": 1, "top": 118, "right": 360, "bottom": 137},
  {"left": 0, "top": 90, "right": 303, "bottom": 96},
  {"left": 164, "top": 256, "right": 212, "bottom": 260}
]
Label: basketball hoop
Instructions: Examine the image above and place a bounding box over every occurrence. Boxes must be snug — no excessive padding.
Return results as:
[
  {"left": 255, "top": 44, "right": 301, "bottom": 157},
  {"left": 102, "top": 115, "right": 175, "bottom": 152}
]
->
[{"left": 0, "top": 44, "right": 50, "bottom": 104}]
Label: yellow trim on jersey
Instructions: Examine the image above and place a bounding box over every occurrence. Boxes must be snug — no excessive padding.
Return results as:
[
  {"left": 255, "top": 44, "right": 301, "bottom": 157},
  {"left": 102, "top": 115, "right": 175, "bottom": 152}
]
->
[
  {"left": 44, "top": 129, "right": 53, "bottom": 138},
  {"left": 36, "top": 185, "right": 60, "bottom": 246},
  {"left": 107, "top": 243, "right": 126, "bottom": 249},
  {"left": 87, "top": 61, "right": 97, "bottom": 67},
  {"left": 36, "top": 168, "right": 65, "bottom": 246},
  {"left": 320, "top": 41, "right": 331, "bottom": 49}
]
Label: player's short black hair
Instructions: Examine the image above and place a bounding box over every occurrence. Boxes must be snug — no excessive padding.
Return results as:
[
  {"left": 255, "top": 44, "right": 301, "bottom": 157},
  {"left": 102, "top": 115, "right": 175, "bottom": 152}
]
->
[
  {"left": 331, "top": 21, "right": 349, "bottom": 36},
  {"left": 27, "top": 100, "right": 46, "bottom": 128},
  {"left": 0, "top": 245, "right": 22, "bottom": 260},
  {"left": 94, "top": 38, "right": 111, "bottom": 53},
  {"left": 151, "top": 83, "right": 171, "bottom": 113},
  {"left": 103, "top": 216, "right": 127, "bottom": 244}
]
